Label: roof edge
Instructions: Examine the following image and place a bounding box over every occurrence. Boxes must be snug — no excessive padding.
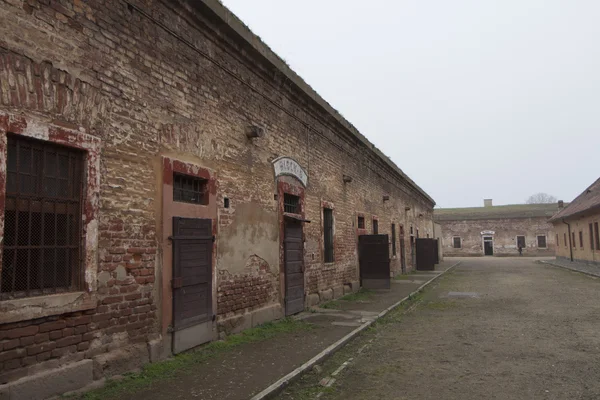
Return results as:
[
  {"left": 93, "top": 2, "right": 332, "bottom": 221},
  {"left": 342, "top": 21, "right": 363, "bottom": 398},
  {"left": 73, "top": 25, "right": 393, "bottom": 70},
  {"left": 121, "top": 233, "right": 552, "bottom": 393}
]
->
[{"left": 196, "top": 0, "right": 435, "bottom": 205}]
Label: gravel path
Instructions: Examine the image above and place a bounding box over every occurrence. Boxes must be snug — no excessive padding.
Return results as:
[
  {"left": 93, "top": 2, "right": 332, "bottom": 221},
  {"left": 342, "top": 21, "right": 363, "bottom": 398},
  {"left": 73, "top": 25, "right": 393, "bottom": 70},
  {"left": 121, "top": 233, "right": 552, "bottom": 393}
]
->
[{"left": 278, "top": 257, "right": 600, "bottom": 400}]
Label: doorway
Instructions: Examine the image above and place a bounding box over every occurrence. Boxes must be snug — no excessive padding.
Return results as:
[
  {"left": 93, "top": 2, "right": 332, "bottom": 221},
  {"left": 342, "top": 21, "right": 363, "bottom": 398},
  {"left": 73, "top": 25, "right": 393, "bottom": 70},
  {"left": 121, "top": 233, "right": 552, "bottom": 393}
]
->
[
  {"left": 483, "top": 236, "right": 494, "bottom": 256},
  {"left": 284, "top": 218, "right": 304, "bottom": 316},
  {"left": 171, "top": 217, "right": 213, "bottom": 353}
]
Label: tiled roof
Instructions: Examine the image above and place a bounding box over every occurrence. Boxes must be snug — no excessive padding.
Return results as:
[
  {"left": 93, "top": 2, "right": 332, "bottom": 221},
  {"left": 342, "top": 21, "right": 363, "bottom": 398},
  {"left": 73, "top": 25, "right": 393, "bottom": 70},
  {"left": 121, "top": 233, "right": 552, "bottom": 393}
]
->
[
  {"left": 434, "top": 203, "right": 562, "bottom": 221},
  {"left": 549, "top": 178, "right": 600, "bottom": 222}
]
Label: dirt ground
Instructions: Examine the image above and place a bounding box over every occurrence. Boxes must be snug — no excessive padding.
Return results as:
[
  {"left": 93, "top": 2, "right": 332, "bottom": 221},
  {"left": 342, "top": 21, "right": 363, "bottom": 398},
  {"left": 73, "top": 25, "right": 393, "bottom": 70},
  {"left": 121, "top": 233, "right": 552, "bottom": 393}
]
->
[{"left": 278, "top": 257, "right": 600, "bottom": 400}]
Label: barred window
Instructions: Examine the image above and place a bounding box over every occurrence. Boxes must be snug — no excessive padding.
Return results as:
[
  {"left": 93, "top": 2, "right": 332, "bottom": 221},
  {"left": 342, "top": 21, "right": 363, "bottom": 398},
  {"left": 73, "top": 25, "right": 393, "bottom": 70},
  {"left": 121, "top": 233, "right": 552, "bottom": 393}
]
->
[
  {"left": 595, "top": 222, "right": 600, "bottom": 250},
  {"left": 323, "top": 208, "right": 334, "bottom": 263},
  {"left": 579, "top": 231, "right": 584, "bottom": 248},
  {"left": 572, "top": 232, "right": 576, "bottom": 248},
  {"left": 372, "top": 219, "right": 378, "bottom": 234},
  {"left": 173, "top": 173, "right": 208, "bottom": 205},
  {"left": 283, "top": 193, "right": 300, "bottom": 214},
  {"left": 1, "top": 135, "right": 84, "bottom": 300},
  {"left": 590, "top": 223, "right": 595, "bottom": 250}
]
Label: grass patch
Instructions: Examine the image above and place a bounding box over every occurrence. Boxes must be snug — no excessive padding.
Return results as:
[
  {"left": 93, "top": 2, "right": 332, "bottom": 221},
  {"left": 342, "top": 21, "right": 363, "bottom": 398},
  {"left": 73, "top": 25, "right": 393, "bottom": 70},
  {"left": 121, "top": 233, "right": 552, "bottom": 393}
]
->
[
  {"left": 72, "top": 318, "right": 312, "bottom": 400},
  {"left": 424, "top": 301, "right": 456, "bottom": 310},
  {"left": 320, "top": 289, "right": 373, "bottom": 309}
]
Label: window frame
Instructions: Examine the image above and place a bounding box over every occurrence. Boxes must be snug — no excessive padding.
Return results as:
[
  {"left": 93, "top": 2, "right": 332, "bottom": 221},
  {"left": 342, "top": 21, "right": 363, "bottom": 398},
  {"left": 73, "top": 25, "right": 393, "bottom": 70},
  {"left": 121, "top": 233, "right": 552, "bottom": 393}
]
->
[
  {"left": 516, "top": 235, "right": 526, "bottom": 249},
  {"left": 579, "top": 231, "right": 584, "bottom": 249},
  {"left": 357, "top": 215, "right": 365, "bottom": 229},
  {"left": 536, "top": 235, "right": 547, "bottom": 249},
  {"left": 595, "top": 222, "right": 600, "bottom": 251},
  {"left": 323, "top": 207, "right": 334, "bottom": 263},
  {"left": 173, "top": 172, "right": 209, "bottom": 205},
  {"left": 391, "top": 223, "right": 396, "bottom": 256},
  {"left": 2, "top": 135, "right": 85, "bottom": 300},
  {"left": 572, "top": 232, "right": 576, "bottom": 248},
  {"left": 0, "top": 117, "right": 100, "bottom": 324},
  {"left": 372, "top": 218, "right": 378, "bottom": 234},
  {"left": 453, "top": 236, "right": 462, "bottom": 249}
]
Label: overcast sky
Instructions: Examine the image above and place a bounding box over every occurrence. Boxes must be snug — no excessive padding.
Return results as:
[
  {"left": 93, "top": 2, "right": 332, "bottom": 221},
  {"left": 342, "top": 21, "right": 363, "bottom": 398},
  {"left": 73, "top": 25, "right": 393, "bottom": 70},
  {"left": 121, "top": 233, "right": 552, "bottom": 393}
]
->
[{"left": 221, "top": 0, "right": 600, "bottom": 208}]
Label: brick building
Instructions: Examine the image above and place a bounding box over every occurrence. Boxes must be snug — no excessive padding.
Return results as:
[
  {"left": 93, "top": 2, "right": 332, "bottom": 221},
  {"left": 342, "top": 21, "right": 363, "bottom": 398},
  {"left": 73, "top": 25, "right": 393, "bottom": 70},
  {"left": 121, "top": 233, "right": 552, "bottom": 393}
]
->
[
  {"left": 435, "top": 199, "right": 559, "bottom": 257},
  {"left": 0, "top": 0, "right": 435, "bottom": 396},
  {"left": 550, "top": 178, "right": 600, "bottom": 265}
]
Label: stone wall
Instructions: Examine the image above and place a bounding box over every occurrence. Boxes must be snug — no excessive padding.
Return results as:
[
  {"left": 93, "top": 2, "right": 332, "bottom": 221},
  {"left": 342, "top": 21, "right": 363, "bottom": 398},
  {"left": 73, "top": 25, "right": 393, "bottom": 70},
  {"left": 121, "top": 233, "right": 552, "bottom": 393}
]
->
[
  {"left": 0, "top": 0, "right": 435, "bottom": 393},
  {"left": 439, "top": 217, "right": 556, "bottom": 257}
]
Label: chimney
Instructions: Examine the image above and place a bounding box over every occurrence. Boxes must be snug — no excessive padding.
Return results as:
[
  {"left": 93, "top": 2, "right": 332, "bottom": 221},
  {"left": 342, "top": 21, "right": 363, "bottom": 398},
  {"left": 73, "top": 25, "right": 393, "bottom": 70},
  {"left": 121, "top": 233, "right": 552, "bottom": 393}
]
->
[
  {"left": 484, "top": 199, "right": 493, "bottom": 207},
  {"left": 558, "top": 200, "right": 564, "bottom": 209}
]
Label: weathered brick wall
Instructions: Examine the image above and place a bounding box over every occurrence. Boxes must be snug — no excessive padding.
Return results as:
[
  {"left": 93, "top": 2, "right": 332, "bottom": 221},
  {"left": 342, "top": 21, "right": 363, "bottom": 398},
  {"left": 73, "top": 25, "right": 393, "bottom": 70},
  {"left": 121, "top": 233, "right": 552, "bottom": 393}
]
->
[
  {"left": 439, "top": 217, "right": 556, "bottom": 257},
  {"left": 0, "top": 0, "right": 435, "bottom": 385}
]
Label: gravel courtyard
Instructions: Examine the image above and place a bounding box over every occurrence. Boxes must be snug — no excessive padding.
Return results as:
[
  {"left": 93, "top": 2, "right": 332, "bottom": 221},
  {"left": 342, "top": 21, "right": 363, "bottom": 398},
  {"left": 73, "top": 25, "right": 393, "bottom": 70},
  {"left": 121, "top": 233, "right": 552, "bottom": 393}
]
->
[{"left": 278, "top": 257, "right": 600, "bottom": 400}]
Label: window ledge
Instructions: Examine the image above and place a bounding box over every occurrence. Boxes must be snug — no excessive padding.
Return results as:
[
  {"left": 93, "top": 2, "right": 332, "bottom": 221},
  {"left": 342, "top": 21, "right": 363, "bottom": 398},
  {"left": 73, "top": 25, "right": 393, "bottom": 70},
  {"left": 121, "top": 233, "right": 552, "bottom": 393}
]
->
[{"left": 0, "top": 292, "right": 96, "bottom": 324}]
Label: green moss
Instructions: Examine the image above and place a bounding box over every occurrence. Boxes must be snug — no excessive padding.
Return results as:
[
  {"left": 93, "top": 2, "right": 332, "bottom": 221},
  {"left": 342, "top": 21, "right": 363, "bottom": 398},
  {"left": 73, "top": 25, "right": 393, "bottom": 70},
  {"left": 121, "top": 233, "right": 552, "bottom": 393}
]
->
[
  {"left": 71, "top": 318, "right": 312, "bottom": 400},
  {"left": 320, "top": 289, "right": 373, "bottom": 309}
]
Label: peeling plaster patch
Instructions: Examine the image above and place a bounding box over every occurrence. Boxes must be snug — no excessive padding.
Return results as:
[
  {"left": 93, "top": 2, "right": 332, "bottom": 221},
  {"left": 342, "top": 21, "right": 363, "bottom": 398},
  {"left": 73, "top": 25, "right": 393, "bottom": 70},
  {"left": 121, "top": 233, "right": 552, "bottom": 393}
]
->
[
  {"left": 97, "top": 271, "right": 111, "bottom": 285},
  {"left": 115, "top": 266, "right": 127, "bottom": 281}
]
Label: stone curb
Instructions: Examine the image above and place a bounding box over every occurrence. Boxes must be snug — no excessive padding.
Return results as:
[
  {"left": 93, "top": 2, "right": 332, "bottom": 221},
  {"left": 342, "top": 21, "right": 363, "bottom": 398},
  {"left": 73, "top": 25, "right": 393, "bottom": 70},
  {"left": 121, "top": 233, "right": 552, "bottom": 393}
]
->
[
  {"left": 538, "top": 260, "right": 600, "bottom": 279},
  {"left": 250, "top": 261, "right": 462, "bottom": 400}
]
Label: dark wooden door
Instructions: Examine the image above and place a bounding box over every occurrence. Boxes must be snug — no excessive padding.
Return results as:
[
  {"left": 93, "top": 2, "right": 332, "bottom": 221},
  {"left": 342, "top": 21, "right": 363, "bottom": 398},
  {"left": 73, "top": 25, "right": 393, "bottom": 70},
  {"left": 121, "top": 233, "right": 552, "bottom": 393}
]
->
[
  {"left": 284, "top": 219, "right": 304, "bottom": 316},
  {"left": 400, "top": 238, "right": 406, "bottom": 273},
  {"left": 358, "top": 234, "right": 390, "bottom": 289},
  {"left": 484, "top": 240, "right": 494, "bottom": 256},
  {"left": 416, "top": 238, "right": 436, "bottom": 271},
  {"left": 172, "top": 217, "right": 212, "bottom": 331}
]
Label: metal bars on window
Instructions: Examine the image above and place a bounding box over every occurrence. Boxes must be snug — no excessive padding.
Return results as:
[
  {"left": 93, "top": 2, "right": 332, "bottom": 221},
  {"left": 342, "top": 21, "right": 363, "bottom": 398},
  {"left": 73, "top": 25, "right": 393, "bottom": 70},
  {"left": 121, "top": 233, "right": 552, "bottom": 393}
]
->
[
  {"left": 323, "top": 208, "right": 334, "bottom": 263},
  {"left": 1, "top": 135, "right": 84, "bottom": 300},
  {"left": 173, "top": 173, "right": 208, "bottom": 205},
  {"left": 283, "top": 193, "right": 300, "bottom": 214}
]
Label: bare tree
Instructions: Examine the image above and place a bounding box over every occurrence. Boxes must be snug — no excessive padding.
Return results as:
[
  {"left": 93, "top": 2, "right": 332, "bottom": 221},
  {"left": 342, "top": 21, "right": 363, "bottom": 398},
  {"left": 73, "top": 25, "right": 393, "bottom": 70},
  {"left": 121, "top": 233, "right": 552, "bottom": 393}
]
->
[{"left": 526, "top": 193, "right": 558, "bottom": 204}]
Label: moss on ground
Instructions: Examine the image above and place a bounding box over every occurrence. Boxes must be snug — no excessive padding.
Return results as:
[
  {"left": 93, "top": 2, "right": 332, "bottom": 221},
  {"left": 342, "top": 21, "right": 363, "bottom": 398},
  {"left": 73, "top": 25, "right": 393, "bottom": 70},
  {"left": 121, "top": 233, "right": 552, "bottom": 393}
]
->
[
  {"left": 70, "top": 318, "right": 312, "bottom": 400},
  {"left": 320, "top": 289, "right": 374, "bottom": 309}
]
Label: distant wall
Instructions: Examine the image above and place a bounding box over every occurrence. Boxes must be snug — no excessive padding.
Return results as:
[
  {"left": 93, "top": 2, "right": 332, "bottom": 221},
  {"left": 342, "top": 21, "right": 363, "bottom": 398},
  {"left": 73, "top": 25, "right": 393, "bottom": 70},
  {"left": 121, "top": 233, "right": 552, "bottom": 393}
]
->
[{"left": 439, "top": 217, "right": 556, "bottom": 257}]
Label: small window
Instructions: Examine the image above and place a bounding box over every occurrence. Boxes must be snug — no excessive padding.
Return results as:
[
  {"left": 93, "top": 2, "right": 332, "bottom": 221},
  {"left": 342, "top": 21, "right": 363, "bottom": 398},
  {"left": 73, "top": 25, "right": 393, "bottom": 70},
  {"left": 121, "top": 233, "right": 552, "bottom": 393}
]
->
[
  {"left": 372, "top": 219, "right": 378, "bottom": 234},
  {"left": 323, "top": 208, "right": 334, "bottom": 263},
  {"left": 579, "top": 231, "right": 584, "bottom": 248},
  {"left": 517, "top": 236, "right": 525, "bottom": 248},
  {"left": 283, "top": 193, "right": 300, "bottom": 214},
  {"left": 572, "top": 232, "right": 576, "bottom": 248},
  {"left": 357, "top": 216, "right": 365, "bottom": 229},
  {"left": 556, "top": 234, "right": 559, "bottom": 248},
  {"left": 416, "top": 229, "right": 419, "bottom": 238},
  {"left": 537, "top": 235, "right": 547, "bottom": 248},
  {"left": 2, "top": 135, "right": 84, "bottom": 299},
  {"left": 173, "top": 173, "right": 208, "bottom": 205},
  {"left": 564, "top": 233, "right": 567, "bottom": 247},
  {"left": 590, "top": 223, "right": 595, "bottom": 250},
  {"left": 391, "top": 224, "right": 397, "bottom": 256},
  {"left": 410, "top": 226, "right": 413, "bottom": 235},
  {"left": 453, "top": 237, "right": 461, "bottom": 249},
  {"left": 595, "top": 222, "right": 600, "bottom": 250}
]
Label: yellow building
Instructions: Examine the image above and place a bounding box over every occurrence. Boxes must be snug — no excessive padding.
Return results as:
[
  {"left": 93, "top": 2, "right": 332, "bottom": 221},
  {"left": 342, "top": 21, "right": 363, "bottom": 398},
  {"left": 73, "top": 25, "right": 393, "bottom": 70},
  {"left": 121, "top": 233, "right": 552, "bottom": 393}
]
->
[{"left": 550, "top": 178, "right": 600, "bottom": 265}]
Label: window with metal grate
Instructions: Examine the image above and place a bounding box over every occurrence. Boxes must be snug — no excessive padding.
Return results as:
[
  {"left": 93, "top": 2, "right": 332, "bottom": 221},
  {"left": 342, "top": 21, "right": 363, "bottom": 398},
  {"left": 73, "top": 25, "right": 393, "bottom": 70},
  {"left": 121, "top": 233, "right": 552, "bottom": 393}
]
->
[
  {"left": 283, "top": 193, "right": 300, "bottom": 214},
  {"left": 1, "top": 135, "right": 84, "bottom": 300},
  {"left": 357, "top": 216, "right": 365, "bottom": 229},
  {"left": 173, "top": 173, "right": 208, "bottom": 205},
  {"left": 372, "top": 219, "right": 378, "bottom": 234}
]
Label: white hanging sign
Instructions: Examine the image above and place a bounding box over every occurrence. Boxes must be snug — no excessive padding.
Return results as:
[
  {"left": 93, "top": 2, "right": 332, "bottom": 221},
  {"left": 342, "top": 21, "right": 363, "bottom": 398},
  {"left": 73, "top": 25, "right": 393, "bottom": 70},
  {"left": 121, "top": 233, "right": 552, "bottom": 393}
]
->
[{"left": 273, "top": 157, "right": 308, "bottom": 187}]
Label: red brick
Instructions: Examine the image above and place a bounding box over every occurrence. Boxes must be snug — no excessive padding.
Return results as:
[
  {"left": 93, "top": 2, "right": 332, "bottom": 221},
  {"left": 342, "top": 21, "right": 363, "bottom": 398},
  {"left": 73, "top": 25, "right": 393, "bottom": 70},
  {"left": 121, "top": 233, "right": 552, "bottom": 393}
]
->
[
  {"left": 3, "top": 358, "right": 21, "bottom": 370},
  {"left": 20, "top": 336, "right": 35, "bottom": 346},
  {"left": 67, "top": 315, "right": 92, "bottom": 327},
  {"left": 34, "top": 332, "right": 50, "bottom": 343},
  {"left": 27, "top": 342, "right": 56, "bottom": 356},
  {"left": 38, "top": 320, "right": 67, "bottom": 333},
  {"left": 0, "top": 348, "right": 26, "bottom": 362},
  {"left": 55, "top": 335, "right": 82, "bottom": 348},
  {"left": 49, "top": 330, "right": 63, "bottom": 340},
  {"left": 37, "top": 351, "right": 53, "bottom": 362},
  {"left": 1, "top": 339, "right": 20, "bottom": 351},
  {"left": 1, "top": 325, "right": 39, "bottom": 340},
  {"left": 102, "top": 296, "right": 123, "bottom": 304}
]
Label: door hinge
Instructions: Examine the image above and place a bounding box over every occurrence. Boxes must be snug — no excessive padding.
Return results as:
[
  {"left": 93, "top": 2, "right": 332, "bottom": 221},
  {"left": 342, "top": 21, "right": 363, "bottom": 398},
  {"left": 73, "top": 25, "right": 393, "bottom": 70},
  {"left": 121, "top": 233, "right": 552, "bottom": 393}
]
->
[{"left": 171, "top": 277, "right": 183, "bottom": 289}]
